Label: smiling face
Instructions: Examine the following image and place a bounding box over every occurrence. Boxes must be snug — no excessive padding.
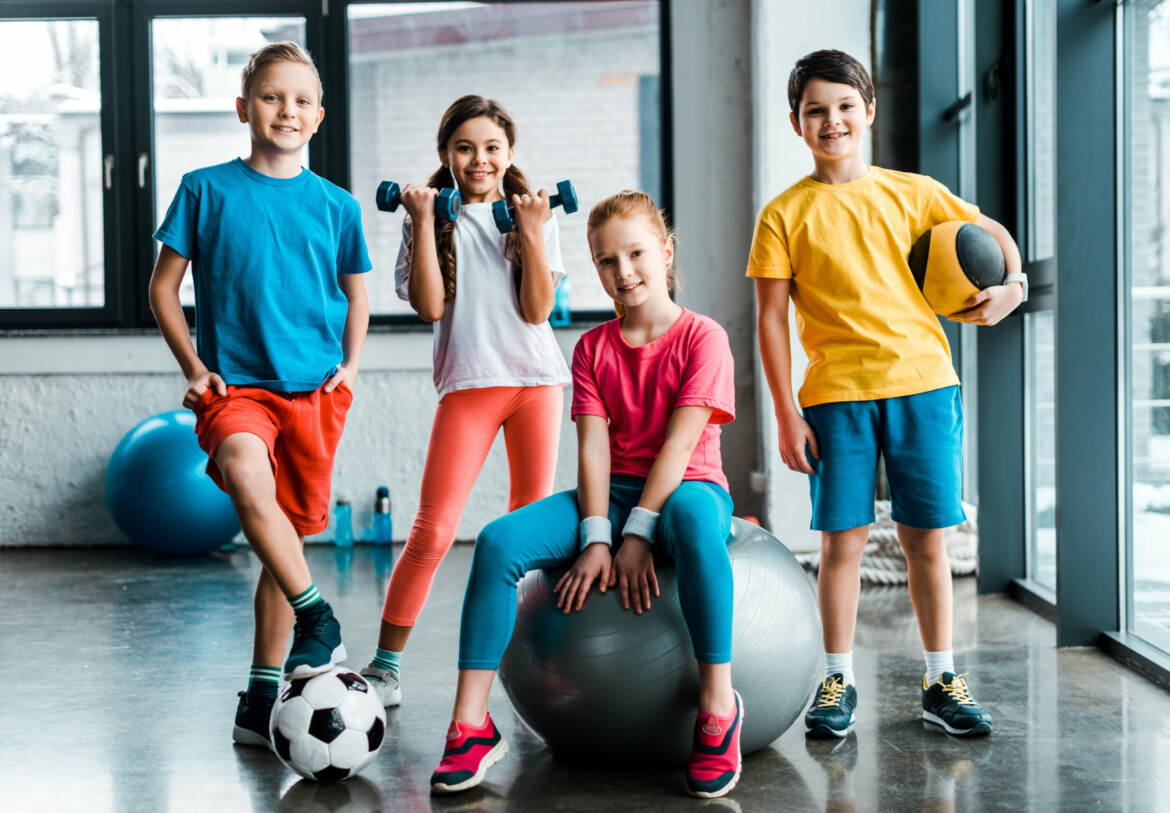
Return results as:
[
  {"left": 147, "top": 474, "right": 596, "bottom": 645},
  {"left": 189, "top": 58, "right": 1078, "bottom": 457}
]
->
[
  {"left": 790, "top": 77, "right": 875, "bottom": 167},
  {"left": 440, "top": 115, "right": 514, "bottom": 204},
  {"left": 589, "top": 214, "right": 675, "bottom": 312},
  {"left": 236, "top": 60, "right": 324, "bottom": 157}
]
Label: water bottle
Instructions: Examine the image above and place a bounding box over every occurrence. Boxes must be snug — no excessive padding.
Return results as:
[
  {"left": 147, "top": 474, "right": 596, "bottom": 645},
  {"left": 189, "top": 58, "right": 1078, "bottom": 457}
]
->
[
  {"left": 334, "top": 498, "right": 354, "bottom": 548},
  {"left": 550, "top": 276, "right": 571, "bottom": 326},
  {"left": 373, "top": 486, "right": 393, "bottom": 546}
]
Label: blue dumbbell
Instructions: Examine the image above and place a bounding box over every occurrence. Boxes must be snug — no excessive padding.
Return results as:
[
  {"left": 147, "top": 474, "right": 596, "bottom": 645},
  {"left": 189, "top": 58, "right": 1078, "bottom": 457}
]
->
[
  {"left": 376, "top": 181, "right": 461, "bottom": 222},
  {"left": 491, "top": 180, "right": 578, "bottom": 234}
]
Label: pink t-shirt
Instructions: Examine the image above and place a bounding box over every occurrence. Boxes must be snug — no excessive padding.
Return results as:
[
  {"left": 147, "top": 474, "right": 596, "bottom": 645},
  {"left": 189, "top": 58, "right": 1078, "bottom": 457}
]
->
[{"left": 571, "top": 309, "right": 735, "bottom": 491}]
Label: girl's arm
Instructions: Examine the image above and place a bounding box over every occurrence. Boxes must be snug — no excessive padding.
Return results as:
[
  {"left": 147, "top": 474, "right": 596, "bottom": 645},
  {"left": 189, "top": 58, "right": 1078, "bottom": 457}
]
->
[
  {"left": 324, "top": 272, "right": 369, "bottom": 393},
  {"left": 949, "top": 213, "right": 1024, "bottom": 326},
  {"left": 612, "top": 405, "right": 713, "bottom": 614},
  {"left": 401, "top": 185, "right": 446, "bottom": 322},
  {"left": 554, "top": 414, "right": 613, "bottom": 612},
  {"left": 148, "top": 244, "right": 226, "bottom": 410},
  {"left": 755, "top": 277, "right": 819, "bottom": 474},
  {"left": 511, "top": 191, "right": 556, "bottom": 324}
]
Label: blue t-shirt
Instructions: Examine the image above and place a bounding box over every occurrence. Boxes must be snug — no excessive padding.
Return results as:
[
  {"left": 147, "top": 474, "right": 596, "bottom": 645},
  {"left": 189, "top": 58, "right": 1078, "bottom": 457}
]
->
[{"left": 154, "top": 158, "right": 372, "bottom": 391}]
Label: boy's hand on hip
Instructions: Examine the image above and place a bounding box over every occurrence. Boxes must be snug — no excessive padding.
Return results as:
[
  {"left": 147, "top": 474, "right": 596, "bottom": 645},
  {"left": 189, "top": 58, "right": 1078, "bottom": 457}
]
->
[
  {"left": 554, "top": 543, "right": 613, "bottom": 614},
  {"left": 184, "top": 370, "right": 226, "bottom": 410},
  {"left": 613, "top": 535, "right": 659, "bottom": 615},
  {"left": 948, "top": 282, "right": 1024, "bottom": 326},
  {"left": 778, "top": 411, "right": 819, "bottom": 475},
  {"left": 323, "top": 365, "right": 356, "bottom": 394},
  {"left": 512, "top": 189, "right": 552, "bottom": 235}
]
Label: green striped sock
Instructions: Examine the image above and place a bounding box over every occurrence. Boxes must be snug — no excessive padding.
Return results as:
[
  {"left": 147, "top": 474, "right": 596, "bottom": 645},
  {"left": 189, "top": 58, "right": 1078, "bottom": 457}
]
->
[
  {"left": 248, "top": 664, "right": 281, "bottom": 693},
  {"left": 371, "top": 647, "right": 402, "bottom": 674},
  {"left": 288, "top": 583, "right": 323, "bottom": 612}
]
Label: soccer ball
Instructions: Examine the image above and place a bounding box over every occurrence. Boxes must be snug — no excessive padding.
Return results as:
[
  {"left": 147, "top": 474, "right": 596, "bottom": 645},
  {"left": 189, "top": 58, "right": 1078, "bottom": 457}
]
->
[{"left": 270, "top": 668, "right": 387, "bottom": 782}]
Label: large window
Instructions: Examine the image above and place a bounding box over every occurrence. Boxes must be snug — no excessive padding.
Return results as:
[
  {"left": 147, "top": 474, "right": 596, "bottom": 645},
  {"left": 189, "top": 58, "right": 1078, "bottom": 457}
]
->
[
  {"left": 0, "top": 16, "right": 105, "bottom": 311},
  {"left": 0, "top": 0, "right": 668, "bottom": 329},
  {"left": 347, "top": 1, "right": 661, "bottom": 316},
  {"left": 1125, "top": 0, "right": 1170, "bottom": 656}
]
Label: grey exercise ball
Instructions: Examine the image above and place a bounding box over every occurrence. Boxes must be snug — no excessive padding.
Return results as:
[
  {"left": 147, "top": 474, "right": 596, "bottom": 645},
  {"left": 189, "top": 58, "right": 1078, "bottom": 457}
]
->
[{"left": 499, "top": 517, "right": 822, "bottom": 763}]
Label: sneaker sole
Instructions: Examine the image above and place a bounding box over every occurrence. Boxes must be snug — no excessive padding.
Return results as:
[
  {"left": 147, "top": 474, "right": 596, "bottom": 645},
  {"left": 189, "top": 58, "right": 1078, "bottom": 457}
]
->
[
  {"left": 805, "top": 711, "right": 855, "bottom": 739},
  {"left": 922, "top": 711, "right": 992, "bottom": 736},
  {"left": 284, "top": 643, "right": 347, "bottom": 681},
  {"left": 686, "top": 691, "right": 745, "bottom": 799},
  {"left": 431, "top": 738, "right": 510, "bottom": 794},
  {"left": 232, "top": 725, "right": 274, "bottom": 753}
]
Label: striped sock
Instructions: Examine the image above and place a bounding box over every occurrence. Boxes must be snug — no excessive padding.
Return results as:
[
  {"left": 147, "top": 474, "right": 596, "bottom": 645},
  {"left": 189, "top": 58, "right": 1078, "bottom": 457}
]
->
[
  {"left": 371, "top": 647, "right": 402, "bottom": 675},
  {"left": 248, "top": 664, "right": 281, "bottom": 694},
  {"left": 288, "top": 583, "right": 324, "bottom": 613}
]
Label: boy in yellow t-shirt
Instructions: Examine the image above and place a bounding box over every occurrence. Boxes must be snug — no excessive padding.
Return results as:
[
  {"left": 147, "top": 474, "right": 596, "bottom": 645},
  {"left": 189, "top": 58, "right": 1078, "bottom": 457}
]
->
[{"left": 749, "top": 50, "right": 1025, "bottom": 738}]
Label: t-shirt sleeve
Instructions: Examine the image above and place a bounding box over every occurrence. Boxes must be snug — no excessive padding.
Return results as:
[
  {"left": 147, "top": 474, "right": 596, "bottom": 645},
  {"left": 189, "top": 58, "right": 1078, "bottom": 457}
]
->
[
  {"left": 393, "top": 218, "right": 412, "bottom": 302},
  {"left": 543, "top": 214, "right": 566, "bottom": 287},
  {"left": 153, "top": 175, "right": 199, "bottom": 261},
  {"left": 921, "top": 176, "right": 980, "bottom": 229},
  {"left": 570, "top": 331, "right": 608, "bottom": 420},
  {"left": 745, "top": 202, "right": 792, "bottom": 279},
  {"left": 336, "top": 195, "right": 372, "bottom": 274},
  {"left": 675, "top": 322, "right": 736, "bottom": 424}
]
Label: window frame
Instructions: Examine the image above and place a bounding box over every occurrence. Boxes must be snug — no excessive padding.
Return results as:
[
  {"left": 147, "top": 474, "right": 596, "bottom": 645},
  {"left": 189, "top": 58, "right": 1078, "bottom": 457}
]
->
[{"left": 0, "top": 0, "right": 672, "bottom": 331}]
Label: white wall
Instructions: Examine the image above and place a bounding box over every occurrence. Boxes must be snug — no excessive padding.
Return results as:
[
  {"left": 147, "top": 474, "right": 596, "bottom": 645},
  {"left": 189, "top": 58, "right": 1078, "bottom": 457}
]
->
[
  {"left": 0, "top": 0, "right": 778, "bottom": 548},
  {"left": 750, "top": 0, "right": 873, "bottom": 552}
]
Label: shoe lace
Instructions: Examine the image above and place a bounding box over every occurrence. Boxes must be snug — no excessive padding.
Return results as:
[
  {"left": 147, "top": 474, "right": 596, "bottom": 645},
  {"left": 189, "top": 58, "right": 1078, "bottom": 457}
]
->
[
  {"left": 941, "top": 673, "right": 977, "bottom": 706},
  {"left": 817, "top": 676, "right": 847, "bottom": 708},
  {"left": 292, "top": 611, "right": 329, "bottom": 647}
]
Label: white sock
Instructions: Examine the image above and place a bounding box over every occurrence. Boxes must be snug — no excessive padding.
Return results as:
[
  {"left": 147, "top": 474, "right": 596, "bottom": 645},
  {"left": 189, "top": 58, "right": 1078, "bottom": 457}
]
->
[
  {"left": 824, "top": 651, "right": 854, "bottom": 686},
  {"left": 924, "top": 650, "right": 955, "bottom": 685}
]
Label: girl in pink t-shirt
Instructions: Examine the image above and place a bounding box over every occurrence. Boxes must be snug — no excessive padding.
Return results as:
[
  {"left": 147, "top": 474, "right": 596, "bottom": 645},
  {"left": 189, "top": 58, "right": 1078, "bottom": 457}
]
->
[{"left": 429, "top": 191, "right": 744, "bottom": 800}]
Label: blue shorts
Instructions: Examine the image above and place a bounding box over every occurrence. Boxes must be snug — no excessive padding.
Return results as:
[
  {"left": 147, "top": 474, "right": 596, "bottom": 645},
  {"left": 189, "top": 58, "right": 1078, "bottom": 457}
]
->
[{"left": 802, "top": 385, "right": 965, "bottom": 532}]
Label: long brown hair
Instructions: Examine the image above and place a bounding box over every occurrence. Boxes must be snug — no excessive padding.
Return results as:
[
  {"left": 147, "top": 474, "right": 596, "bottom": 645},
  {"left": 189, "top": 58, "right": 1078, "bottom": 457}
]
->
[
  {"left": 586, "top": 190, "right": 678, "bottom": 317},
  {"left": 406, "top": 95, "right": 532, "bottom": 301}
]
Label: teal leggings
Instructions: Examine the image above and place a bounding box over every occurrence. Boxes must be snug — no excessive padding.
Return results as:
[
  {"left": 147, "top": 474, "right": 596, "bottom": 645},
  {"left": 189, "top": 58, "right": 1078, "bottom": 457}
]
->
[{"left": 458, "top": 476, "right": 734, "bottom": 670}]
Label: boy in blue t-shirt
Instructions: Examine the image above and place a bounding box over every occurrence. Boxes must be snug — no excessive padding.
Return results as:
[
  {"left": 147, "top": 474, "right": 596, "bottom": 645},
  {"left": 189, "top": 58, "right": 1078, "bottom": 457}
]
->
[{"left": 148, "top": 41, "right": 372, "bottom": 750}]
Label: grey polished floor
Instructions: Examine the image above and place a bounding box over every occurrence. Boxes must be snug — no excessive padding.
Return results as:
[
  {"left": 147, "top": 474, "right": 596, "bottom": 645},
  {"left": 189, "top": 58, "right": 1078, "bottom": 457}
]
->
[{"left": 3, "top": 544, "right": 1169, "bottom": 813}]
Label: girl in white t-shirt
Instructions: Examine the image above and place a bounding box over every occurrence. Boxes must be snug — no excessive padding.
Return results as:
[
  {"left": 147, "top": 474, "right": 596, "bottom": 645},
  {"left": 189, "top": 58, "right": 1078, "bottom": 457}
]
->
[{"left": 361, "top": 95, "right": 570, "bottom": 705}]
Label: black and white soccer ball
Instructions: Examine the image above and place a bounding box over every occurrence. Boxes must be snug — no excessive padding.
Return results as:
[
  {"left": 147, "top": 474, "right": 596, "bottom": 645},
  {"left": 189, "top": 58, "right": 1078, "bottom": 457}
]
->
[{"left": 270, "top": 667, "right": 387, "bottom": 782}]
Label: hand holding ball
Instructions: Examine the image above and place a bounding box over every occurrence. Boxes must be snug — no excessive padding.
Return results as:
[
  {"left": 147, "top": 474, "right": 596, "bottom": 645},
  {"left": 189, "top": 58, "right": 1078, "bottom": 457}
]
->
[{"left": 908, "top": 221, "right": 1006, "bottom": 316}]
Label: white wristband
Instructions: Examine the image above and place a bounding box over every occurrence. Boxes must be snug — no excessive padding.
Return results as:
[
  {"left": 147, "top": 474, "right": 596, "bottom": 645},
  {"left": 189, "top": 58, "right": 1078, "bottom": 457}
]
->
[
  {"left": 622, "top": 507, "right": 660, "bottom": 544},
  {"left": 579, "top": 516, "right": 612, "bottom": 551}
]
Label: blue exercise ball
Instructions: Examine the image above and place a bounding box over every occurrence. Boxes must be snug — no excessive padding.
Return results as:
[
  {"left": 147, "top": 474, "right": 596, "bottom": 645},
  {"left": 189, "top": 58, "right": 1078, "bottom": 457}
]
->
[
  {"left": 105, "top": 410, "right": 241, "bottom": 556},
  {"left": 499, "top": 518, "right": 822, "bottom": 763}
]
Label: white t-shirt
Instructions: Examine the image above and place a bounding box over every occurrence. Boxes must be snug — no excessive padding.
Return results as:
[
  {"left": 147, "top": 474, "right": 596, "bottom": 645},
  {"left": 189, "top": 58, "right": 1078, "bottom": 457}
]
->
[{"left": 395, "top": 201, "right": 572, "bottom": 398}]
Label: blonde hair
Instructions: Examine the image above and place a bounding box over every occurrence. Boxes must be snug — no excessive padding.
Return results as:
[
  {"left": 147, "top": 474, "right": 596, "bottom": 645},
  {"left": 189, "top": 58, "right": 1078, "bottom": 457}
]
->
[
  {"left": 240, "top": 41, "right": 323, "bottom": 102},
  {"left": 404, "top": 95, "right": 531, "bottom": 301},
  {"left": 587, "top": 190, "right": 678, "bottom": 316}
]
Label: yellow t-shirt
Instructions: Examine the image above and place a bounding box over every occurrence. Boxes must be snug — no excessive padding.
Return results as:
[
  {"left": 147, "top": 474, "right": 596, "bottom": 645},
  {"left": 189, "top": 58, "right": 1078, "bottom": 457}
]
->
[{"left": 746, "top": 166, "right": 979, "bottom": 408}]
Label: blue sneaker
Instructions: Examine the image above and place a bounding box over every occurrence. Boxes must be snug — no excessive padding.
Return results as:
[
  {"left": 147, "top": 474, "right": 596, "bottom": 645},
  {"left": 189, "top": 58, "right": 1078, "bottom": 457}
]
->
[
  {"left": 284, "top": 601, "right": 346, "bottom": 680},
  {"left": 804, "top": 675, "right": 857, "bottom": 739},
  {"left": 922, "top": 672, "right": 992, "bottom": 736},
  {"left": 232, "top": 685, "right": 278, "bottom": 751}
]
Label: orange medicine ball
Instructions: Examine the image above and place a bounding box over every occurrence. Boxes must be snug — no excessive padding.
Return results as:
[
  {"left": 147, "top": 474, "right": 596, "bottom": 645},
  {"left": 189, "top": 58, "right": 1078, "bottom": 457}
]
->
[{"left": 908, "top": 221, "right": 1006, "bottom": 316}]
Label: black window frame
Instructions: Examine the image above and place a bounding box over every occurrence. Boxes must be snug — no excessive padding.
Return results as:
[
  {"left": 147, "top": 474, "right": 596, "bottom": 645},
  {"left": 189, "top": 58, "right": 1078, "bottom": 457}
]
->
[{"left": 0, "top": 0, "right": 673, "bottom": 331}]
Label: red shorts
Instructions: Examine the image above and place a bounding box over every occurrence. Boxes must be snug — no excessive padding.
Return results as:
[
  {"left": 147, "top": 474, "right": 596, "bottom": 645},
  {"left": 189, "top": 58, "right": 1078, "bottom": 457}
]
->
[{"left": 192, "top": 383, "right": 354, "bottom": 535}]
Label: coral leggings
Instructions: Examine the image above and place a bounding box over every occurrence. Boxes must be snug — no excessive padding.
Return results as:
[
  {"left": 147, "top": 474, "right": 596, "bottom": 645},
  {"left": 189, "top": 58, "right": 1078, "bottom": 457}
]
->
[{"left": 381, "top": 385, "right": 563, "bottom": 626}]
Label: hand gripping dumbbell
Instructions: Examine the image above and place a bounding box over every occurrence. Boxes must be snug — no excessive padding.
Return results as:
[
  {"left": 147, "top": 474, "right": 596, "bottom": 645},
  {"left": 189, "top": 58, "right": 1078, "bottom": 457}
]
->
[
  {"left": 491, "top": 180, "right": 578, "bottom": 234},
  {"left": 376, "top": 181, "right": 461, "bottom": 222}
]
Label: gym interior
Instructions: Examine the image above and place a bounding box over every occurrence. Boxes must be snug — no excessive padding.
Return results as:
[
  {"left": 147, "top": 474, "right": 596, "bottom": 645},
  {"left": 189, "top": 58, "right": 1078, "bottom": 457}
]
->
[{"left": 2, "top": 1, "right": 1169, "bottom": 810}]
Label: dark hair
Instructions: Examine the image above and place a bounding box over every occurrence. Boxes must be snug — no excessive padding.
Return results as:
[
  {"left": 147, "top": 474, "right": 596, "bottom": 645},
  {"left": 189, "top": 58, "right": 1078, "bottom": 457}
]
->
[
  {"left": 405, "top": 95, "right": 531, "bottom": 301},
  {"left": 787, "top": 50, "right": 875, "bottom": 117}
]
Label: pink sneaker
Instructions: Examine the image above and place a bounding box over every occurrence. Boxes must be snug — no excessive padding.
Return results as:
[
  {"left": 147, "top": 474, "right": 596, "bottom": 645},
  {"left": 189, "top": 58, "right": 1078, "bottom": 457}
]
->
[
  {"left": 685, "top": 691, "right": 744, "bottom": 798},
  {"left": 430, "top": 713, "right": 509, "bottom": 794}
]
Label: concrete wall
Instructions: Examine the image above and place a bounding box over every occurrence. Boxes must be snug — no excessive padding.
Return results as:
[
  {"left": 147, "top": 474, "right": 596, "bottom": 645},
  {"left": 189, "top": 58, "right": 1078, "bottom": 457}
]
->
[{"left": 0, "top": 0, "right": 780, "bottom": 548}]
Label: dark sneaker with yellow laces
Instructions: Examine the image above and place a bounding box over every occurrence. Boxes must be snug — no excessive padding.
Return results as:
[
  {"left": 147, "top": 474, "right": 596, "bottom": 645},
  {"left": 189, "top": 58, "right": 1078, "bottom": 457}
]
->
[
  {"left": 685, "top": 690, "right": 744, "bottom": 798},
  {"left": 922, "top": 672, "right": 992, "bottom": 736},
  {"left": 232, "top": 685, "right": 278, "bottom": 752},
  {"left": 804, "top": 674, "right": 857, "bottom": 739}
]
